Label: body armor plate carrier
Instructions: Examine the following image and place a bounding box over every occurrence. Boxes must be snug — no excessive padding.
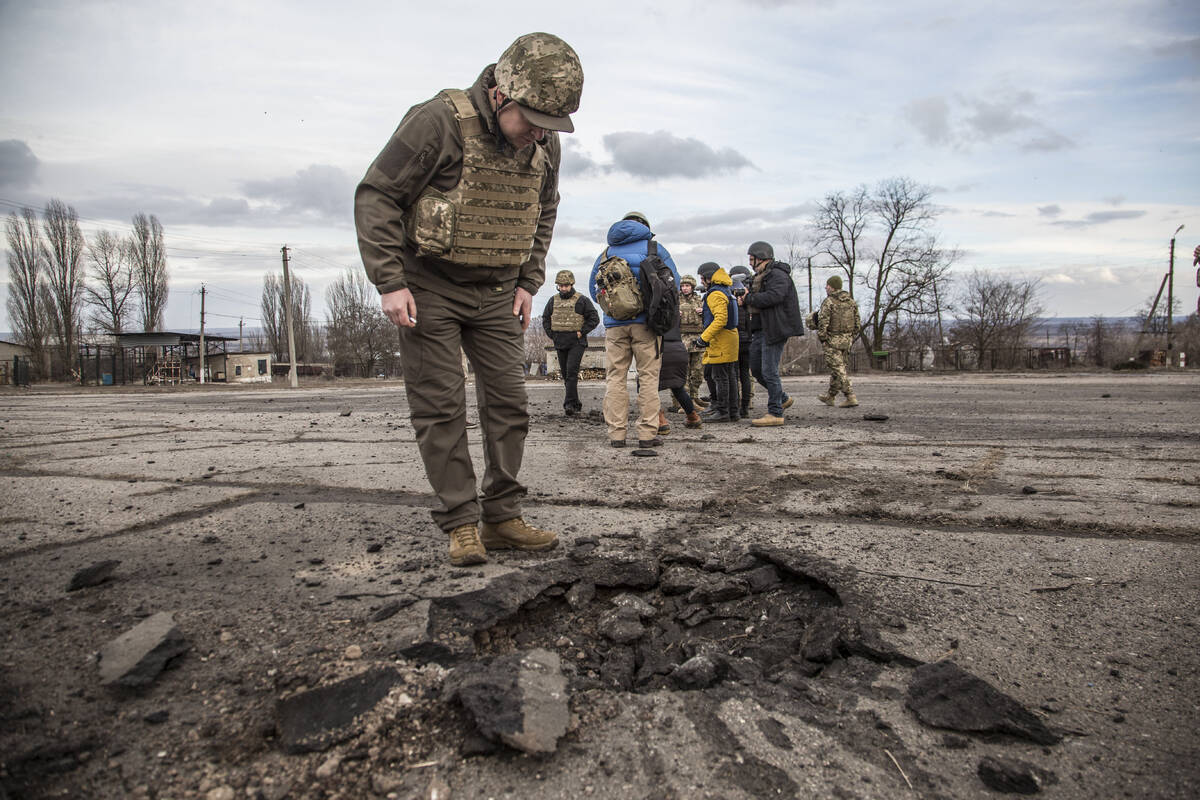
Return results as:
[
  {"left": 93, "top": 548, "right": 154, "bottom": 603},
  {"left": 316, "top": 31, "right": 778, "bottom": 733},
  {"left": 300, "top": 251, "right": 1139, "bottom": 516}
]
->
[
  {"left": 409, "top": 89, "right": 546, "bottom": 267},
  {"left": 550, "top": 292, "right": 584, "bottom": 332}
]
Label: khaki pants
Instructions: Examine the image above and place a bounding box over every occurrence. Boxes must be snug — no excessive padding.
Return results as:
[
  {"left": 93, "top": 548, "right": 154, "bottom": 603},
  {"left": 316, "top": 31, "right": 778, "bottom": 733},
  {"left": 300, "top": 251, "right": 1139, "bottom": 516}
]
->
[
  {"left": 400, "top": 287, "right": 528, "bottom": 532},
  {"left": 603, "top": 323, "right": 661, "bottom": 442}
]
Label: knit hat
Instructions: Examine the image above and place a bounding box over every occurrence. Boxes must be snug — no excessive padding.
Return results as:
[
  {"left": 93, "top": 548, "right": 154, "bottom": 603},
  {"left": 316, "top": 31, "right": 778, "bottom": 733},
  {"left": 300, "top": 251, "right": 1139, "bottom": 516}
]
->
[{"left": 826, "top": 275, "right": 843, "bottom": 290}]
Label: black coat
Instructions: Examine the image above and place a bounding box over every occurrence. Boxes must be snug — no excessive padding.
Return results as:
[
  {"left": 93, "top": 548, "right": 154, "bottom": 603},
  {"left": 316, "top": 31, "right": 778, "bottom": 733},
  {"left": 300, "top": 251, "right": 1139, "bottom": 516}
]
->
[
  {"left": 658, "top": 316, "right": 687, "bottom": 390},
  {"left": 746, "top": 261, "right": 805, "bottom": 344}
]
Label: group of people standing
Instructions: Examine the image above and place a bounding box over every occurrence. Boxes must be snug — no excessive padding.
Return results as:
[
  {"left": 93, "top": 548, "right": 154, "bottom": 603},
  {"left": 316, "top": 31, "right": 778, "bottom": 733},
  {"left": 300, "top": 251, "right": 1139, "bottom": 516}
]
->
[{"left": 354, "top": 31, "right": 861, "bottom": 566}]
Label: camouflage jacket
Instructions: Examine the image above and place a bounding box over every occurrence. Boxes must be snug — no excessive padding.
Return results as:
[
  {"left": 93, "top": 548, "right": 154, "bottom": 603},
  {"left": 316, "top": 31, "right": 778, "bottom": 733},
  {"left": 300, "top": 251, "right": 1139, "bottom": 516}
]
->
[
  {"left": 355, "top": 65, "right": 561, "bottom": 306},
  {"left": 818, "top": 289, "right": 860, "bottom": 348}
]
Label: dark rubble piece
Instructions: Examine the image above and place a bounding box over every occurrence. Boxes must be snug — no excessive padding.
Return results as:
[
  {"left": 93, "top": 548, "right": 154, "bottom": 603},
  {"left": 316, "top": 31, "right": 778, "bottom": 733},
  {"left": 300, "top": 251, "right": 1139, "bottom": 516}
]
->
[
  {"left": 978, "top": 754, "right": 1057, "bottom": 794},
  {"left": 67, "top": 560, "right": 121, "bottom": 592},
  {"left": 443, "top": 648, "right": 569, "bottom": 756},
  {"left": 98, "top": 611, "right": 189, "bottom": 688},
  {"left": 275, "top": 667, "right": 404, "bottom": 753},
  {"left": 907, "top": 661, "right": 1061, "bottom": 745}
]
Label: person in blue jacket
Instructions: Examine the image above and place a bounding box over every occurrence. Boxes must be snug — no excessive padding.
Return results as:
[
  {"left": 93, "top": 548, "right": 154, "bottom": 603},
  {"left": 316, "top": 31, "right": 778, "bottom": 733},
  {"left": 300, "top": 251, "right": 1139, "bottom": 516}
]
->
[{"left": 588, "top": 211, "right": 681, "bottom": 448}]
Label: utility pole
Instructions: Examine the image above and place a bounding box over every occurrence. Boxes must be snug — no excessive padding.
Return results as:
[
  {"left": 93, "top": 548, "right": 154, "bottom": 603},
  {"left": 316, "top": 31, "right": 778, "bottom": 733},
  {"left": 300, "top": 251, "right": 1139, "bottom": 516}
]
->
[
  {"left": 932, "top": 276, "right": 945, "bottom": 346},
  {"left": 280, "top": 245, "right": 299, "bottom": 388},
  {"left": 199, "top": 284, "right": 206, "bottom": 384},
  {"left": 238, "top": 317, "right": 244, "bottom": 353},
  {"left": 806, "top": 257, "right": 813, "bottom": 313},
  {"left": 1168, "top": 224, "right": 1184, "bottom": 366}
]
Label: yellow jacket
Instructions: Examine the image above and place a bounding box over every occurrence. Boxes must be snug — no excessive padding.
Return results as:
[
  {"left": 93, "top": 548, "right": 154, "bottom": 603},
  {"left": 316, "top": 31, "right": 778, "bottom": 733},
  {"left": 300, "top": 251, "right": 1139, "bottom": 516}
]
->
[{"left": 700, "top": 267, "right": 739, "bottom": 364}]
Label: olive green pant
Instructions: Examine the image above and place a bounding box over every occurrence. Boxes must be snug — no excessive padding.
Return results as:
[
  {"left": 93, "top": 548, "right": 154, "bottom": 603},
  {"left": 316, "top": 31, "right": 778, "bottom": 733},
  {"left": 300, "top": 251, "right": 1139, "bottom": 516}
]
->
[{"left": 400, "top": 287, "right": 528, "bottom": 532}]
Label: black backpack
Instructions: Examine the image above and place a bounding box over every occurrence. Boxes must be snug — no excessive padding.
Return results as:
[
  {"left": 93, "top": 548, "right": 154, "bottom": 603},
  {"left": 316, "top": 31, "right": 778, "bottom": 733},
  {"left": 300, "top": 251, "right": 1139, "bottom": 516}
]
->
[{"left": 637, "top": 241, "right": 679, "bottom": 336}]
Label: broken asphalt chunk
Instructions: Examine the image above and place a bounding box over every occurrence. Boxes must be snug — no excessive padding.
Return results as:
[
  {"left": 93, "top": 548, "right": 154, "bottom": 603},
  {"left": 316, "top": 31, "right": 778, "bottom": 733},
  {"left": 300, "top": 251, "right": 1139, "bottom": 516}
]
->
[
  {"left": 98, "top": 612, "right": 189, "bottom": 688},
  {"left": 907, "top": 660, "right": 1061, "bottom": 745},
  {"left": 977, "top": 754, "right": 1057, "bottom": 794},
  {"left": 67, "top": 560, "right": 120, "bottom": 592},
  {"left": 276, "top": 667, "right": 403, "bottom": 753},
  {"left": 443, "top": 648, "right": 569, "bottom": 756}
]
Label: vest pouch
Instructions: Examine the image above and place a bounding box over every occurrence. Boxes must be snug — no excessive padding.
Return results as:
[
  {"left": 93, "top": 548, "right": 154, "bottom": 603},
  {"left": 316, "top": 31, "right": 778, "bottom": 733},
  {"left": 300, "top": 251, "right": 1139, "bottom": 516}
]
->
[{"left": 410, "top": 192, "right": 456, "bottom": 258}]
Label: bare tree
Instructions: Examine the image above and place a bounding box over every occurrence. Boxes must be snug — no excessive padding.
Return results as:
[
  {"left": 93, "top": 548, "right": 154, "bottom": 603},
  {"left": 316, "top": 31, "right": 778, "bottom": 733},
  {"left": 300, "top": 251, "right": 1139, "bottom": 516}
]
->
[
  {"left": 809, "top": 185, "right": 869, "bottom": 298},
  {"left": 953, "top": 271, "right": 1044, "bottom": 366},
  {"left": 130, "top": 213, "right": 168, "bottom": 331},
  {"left": 5, "top": 208, "right": 51, "bottom": 377},
  {"left": 85, "top": 229, "right": 135, "bottom": 335},
  {"left": 1136, "top": 292, "right": 1181, "bottom": 336},
  {"left": 859, "top": 178, "right": 956, "bottom": 356},
  {"left": 261, "top": 272, "right": 314, "bottom": 362},
  {"left": 325, "top": 268, "right": 390, "bottom": 377},
  {"left": 42, "top": 199, "right": 86, "bottom": 377}
]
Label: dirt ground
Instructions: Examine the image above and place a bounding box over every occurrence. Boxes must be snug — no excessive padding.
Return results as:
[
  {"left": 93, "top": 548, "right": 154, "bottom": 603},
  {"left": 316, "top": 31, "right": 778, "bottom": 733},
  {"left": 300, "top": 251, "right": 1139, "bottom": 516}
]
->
[{"left": 1, "top": 371, "right": 1197, "bottom": 800}]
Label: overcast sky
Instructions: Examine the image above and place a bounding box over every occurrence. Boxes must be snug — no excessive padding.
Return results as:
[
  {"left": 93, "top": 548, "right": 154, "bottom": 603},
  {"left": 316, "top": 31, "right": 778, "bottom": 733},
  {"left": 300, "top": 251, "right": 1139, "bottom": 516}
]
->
[{"left": 2, "top": 0, "right": 1198, "bottom": 333}]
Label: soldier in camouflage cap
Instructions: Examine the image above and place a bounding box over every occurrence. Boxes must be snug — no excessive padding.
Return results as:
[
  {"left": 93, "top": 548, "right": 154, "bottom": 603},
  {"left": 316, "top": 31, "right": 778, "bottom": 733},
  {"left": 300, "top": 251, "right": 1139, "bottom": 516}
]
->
[
  {"left": 676, "top": 274, "right": 707, "bottom": 410},
  {"left": 816, "top": 275, "right": 861, "bottom": 408},
  {"left": 356, "top": 33, "right": 583, "bottom": 567},
  {"left": 542, "top": 268, "right": 600, "bottom": 417}
]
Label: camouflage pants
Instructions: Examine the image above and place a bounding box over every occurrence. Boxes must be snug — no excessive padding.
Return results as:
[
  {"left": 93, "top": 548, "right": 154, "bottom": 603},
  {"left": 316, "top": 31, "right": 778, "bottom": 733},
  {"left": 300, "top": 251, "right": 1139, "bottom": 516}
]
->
[
  {"left": 685, "top": 348, "right": 705, "bottom": 400},
  {"left": 824, "top": 346, "right": 853, "bottom": 396}
]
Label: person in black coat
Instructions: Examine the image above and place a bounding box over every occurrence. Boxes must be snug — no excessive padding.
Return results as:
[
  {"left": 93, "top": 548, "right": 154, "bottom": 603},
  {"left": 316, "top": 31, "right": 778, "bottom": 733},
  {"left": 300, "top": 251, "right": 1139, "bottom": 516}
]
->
[
  {"left": 541, "top": 269, "right": 600, "bottom": 415},
  {"left": 728, "top": 265, "right": 754, "bottom": 418},
  {"left": 743, "top": 241, "right": 805, "bottom": 426}
]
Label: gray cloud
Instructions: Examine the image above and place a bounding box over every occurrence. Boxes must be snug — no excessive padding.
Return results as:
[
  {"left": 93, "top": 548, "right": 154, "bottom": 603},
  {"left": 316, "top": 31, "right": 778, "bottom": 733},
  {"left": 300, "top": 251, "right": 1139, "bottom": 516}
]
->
[
  {"left": 241, "top": 164, "right": 355, "bottom": 221},
  {"left": 602, "top": 131, "right": 755, "bottom": 180},
  {"left": 1156, "top": 36, "right": 1200, "bottom": 60},
  {"left": 903, "top": 91, "right": 1074, "bottom": 153},
  {"left": 0, "top": 140, "right": 39, "bottom": 188},
  {"left": 560, "top": 139, "right": 599, "bottom": 177},
  {"left": 1050, "top": 209, "right": 1146, "bottom": 229},
  {"left": 1038, "top": 204, "right": 1063, "bottom": 218},
  {"left": 1102, "top": 195, "right": 1125, "bottom": 206},
  {"left": 903, "top": 97, "right": 952, "bottom": 146}
]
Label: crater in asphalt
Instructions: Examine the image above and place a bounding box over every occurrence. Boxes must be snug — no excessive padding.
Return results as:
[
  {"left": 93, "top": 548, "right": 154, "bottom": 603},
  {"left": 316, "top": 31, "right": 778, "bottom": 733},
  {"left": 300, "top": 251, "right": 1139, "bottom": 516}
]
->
[{"left": 395, "top": 542, "right": 916, "bottom": 696}]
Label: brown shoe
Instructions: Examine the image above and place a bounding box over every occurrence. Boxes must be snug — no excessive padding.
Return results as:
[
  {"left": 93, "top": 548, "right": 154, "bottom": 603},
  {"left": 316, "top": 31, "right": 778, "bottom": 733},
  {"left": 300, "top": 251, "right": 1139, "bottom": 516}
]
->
[
  {"left": 448, "top": 524, "right": 487, "bottom": 567},
  {"left": 817, "top": 394, "right": 835, "bottom": 406},
  {"left": 684, "top": 411, "right": 703, "bottom": 428},
  {"left": 750, "top": 414, "right": 785, "bottom": 427},
  {"left": 479, "top": 517, "right": 559, "bottom": 551},
  {"left": 839, "top": 393, "right": 858, "bottom": 408},
  {"left": 782, "top": 396, "right": 794, "bottom": 410},
  {"left": 658, "top": 410, "right": 671, "bottom": 435}
]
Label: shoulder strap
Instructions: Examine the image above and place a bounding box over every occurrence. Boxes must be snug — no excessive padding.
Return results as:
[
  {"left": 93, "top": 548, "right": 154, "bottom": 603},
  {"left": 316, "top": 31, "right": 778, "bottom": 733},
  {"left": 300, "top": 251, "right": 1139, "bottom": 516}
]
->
[
  {"left": 647, "top": 240, "right": 658, "bottom": 256},
  {"left": 442, "top": 89, "right": 483, "bottom": 138}
]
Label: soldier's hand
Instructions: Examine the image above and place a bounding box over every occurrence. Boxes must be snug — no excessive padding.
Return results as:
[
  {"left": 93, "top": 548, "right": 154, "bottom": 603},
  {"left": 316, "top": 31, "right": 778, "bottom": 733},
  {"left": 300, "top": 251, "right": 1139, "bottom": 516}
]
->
[
  {"left": 382, "top": 288, "right": 418, "bottom": 328},
  {"left": 513, "top": 287, "right": 533, "bottom": 331}
]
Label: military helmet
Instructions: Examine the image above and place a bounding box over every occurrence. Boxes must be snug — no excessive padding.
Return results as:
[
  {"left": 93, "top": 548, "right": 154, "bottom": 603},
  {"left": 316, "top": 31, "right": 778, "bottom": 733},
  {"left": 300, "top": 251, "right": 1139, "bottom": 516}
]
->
[
  {"left": 622, "top": 211, "right": 650, "bottom": 228},
  {"left": 555, "top": 269, "right": 575, "bottom": 286},
  {"left": 747, "top": 241, "right": 774, "bottom": 260},
  {"left": 697, "top": 262, "right": 720, "bottom": 280},
  {"left": 728, "top": 265, "right": 752, "bottom": 280},
  {"left": 679, "top": 274, "right": 697, "bottom": 287},
  {"left": 494, "top": 33, "right": 583, "bottom": 133}
]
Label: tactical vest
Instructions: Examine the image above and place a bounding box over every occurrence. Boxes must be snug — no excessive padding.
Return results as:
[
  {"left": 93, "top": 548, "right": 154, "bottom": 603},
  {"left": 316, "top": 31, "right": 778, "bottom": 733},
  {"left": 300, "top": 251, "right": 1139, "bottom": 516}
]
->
[
  {"left": 828, "top": 293, "right": 858, "bottom": 334},
  {"left": 550, "top": 292, "right": 584, "bottom": 332},
  {"left": 678, "top": 292, "right": 704, "bottom": 334},
  {"left": 408, "top": 89, "right": 545, "bottom": 267}
]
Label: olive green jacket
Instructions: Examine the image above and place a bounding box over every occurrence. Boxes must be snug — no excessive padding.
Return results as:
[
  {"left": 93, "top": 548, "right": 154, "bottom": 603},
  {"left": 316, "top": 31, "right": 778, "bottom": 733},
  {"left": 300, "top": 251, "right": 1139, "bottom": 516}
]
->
[{"left": 355, "top": 65, "right": 561, "bottom": 305}]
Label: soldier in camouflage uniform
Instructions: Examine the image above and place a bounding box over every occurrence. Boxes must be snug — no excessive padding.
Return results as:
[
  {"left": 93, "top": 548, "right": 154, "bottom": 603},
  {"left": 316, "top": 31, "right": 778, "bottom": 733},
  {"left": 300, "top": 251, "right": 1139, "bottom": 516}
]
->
[
  {"left": 816, "top": 275, "right": 861, "bottom": 408},
  {"left": 677, "top": 275, "right": 707, "bottom": 410},
  {"left": 541, "top": 268, "right": 599, "bottom": 416},
  {"left": 355, "top": 33, "right": 583, "bottom": 567}
]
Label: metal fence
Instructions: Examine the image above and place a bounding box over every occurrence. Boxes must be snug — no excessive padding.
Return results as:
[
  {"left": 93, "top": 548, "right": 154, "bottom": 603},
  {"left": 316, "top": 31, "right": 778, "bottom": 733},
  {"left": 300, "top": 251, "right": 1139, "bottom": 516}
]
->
[{"left": 1, "top": 356, "right": 31, "bottom": 386}]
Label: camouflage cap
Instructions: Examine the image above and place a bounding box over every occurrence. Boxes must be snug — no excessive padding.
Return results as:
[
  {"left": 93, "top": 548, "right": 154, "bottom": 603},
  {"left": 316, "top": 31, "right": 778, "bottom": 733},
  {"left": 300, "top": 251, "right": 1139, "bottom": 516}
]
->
[
  {"left": 495, "top": 33, "right": 583, "bottom": 133},
  {"left": 679, "top": 274, "right": 697, "bottom": 287},
  {"left": 826, "top": 274, "right": 843, "bottom": 290},
  {"left": 555, "top": 269, "right": 575, "bottom": 285},
  {"left": 622, "top": 211, "right": 650, "bottom": 228}
]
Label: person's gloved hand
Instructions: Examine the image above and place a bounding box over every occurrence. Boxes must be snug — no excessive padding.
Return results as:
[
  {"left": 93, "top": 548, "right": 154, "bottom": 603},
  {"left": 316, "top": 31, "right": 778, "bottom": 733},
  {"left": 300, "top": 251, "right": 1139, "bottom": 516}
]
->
[{"left": 696, "top": 337, "right": 709, "bottom": 347}]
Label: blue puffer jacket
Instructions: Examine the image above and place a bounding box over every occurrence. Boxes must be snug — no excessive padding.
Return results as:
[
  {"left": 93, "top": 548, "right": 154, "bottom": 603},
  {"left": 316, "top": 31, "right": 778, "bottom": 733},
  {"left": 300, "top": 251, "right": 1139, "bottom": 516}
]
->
[{"left": 588, "top": 219, "right": 680, "bottom": 328}]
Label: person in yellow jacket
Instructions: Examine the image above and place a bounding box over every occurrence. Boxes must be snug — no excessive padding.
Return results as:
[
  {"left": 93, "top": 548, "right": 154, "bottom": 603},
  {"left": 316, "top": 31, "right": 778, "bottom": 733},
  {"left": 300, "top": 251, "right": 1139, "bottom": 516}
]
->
[{"left": 695, "top": 262, "right": 740, "bottom": 422}]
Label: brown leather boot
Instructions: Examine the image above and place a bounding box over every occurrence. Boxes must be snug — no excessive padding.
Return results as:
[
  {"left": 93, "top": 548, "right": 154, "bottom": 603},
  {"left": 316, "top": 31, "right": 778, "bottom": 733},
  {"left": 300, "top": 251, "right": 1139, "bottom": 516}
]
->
[
  {"left": 448, "top": 524, "right": 487, "bottom": 567},
  {"left": 684, "top": 410, "right": 703, "bottom": 428},
  {"left": 658, "top": 410, "right": 671, "bottom": 434}
]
